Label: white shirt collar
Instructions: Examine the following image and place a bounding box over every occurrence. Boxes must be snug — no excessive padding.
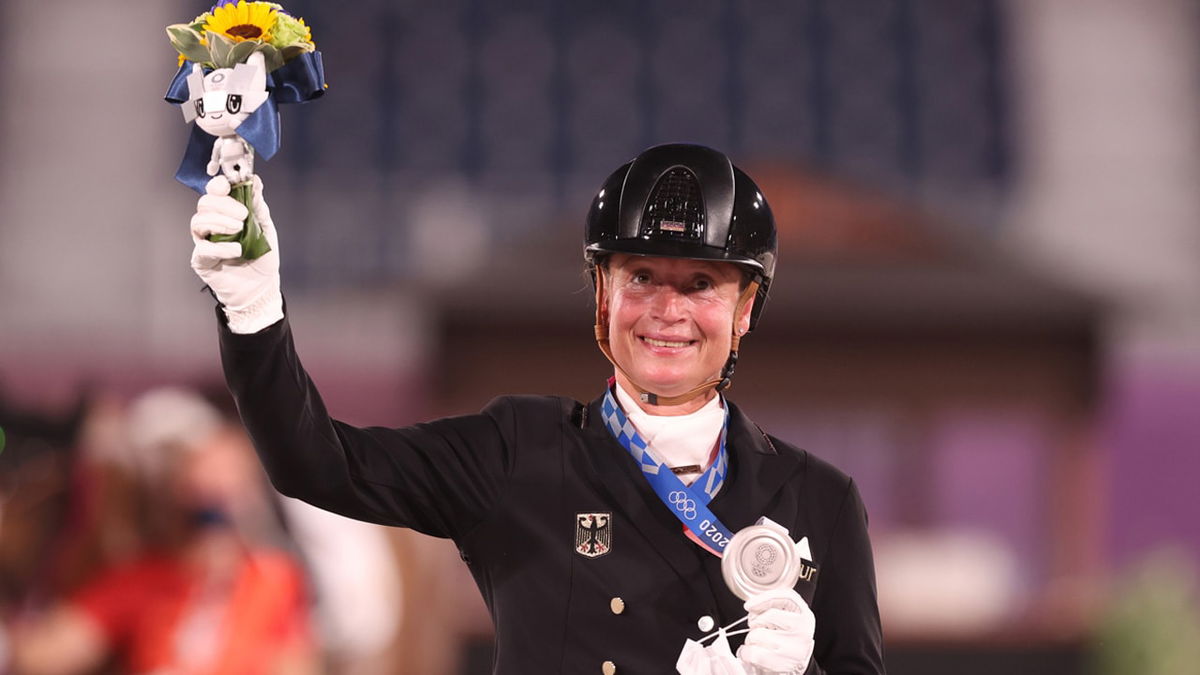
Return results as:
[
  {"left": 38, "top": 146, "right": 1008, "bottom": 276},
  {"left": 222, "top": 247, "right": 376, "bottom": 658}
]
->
[{"left": 614, "top": 382, "right": 725, "bottom": 484}]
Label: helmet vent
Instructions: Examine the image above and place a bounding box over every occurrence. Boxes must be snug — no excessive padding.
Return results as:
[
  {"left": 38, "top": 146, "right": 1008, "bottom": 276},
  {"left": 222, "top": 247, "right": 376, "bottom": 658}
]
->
[{"left": 641, "top": 168, "right": 704, "bottom": 240}]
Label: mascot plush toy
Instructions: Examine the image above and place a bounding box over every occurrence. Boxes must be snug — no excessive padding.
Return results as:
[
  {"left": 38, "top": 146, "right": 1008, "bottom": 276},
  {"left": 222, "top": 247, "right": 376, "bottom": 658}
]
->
[{"left": 181, "top": 51, "right": 270, "bottom": 186}]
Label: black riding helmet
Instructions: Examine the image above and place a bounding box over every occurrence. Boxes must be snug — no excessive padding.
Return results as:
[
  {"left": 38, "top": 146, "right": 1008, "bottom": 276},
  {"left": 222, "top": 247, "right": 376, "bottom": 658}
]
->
[
  {"left": 584, "top": 143, "right": 777, "bottom": 331},
  {"left": 584, "top": 144, "right": 779, "bottom": 405}
]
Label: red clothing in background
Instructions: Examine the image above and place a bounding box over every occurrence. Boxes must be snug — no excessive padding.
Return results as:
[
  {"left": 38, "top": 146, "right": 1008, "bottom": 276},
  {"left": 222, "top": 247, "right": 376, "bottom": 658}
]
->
[{"left": 72, "top": 551, "right": 312, "bottom": 674}]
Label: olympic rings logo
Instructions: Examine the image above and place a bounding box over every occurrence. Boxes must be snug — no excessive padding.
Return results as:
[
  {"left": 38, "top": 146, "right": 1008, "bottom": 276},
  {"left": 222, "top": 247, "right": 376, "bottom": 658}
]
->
[
  {"left": 668, "top": 491, "right": 698, "bottom": 519},
  {"left": 754, "top": 543, "right": 779, "bottom": 566}
]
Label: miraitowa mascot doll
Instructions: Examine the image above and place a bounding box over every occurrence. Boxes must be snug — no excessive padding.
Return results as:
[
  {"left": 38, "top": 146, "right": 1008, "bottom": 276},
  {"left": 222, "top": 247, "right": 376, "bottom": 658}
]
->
[
  {"left": 178, "top": 52, "right": 273, "bottom": 258},
  {"left": 183, "top": 52, "right": 270, "bottom": 188}
]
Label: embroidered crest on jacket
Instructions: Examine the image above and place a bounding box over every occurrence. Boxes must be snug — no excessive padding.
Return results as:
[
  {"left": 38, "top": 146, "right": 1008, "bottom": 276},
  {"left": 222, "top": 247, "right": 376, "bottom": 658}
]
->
[{"left": 575, "top": 512, "right": 612, "bottom": 558}]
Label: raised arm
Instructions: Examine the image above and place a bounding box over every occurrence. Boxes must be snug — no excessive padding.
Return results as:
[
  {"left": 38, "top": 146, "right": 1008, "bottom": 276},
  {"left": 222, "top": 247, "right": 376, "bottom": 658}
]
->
[
  {"left": 217, "top": 312, "right": 516, "bottom": 539},
  {"left": 191, "top": 174, "right": 514, "bottom": 540}
]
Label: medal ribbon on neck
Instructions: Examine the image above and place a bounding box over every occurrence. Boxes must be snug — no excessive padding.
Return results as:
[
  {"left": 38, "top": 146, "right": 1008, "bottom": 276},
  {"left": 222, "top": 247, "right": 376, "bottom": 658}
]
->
[{"left": 601, "top": 387, "right": 735, "bottom": 556}]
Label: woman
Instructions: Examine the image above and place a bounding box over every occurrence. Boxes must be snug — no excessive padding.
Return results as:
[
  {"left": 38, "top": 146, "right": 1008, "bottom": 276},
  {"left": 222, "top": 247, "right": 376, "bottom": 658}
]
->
[{"left": 188, "top": 143, "right": 885, "bottom": 674}]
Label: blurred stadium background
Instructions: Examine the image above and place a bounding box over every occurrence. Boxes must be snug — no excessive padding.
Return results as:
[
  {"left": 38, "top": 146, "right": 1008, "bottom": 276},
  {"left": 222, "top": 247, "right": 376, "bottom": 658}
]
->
[{"left": 1, "top": 0, "right": 1198, "bottom": 673}]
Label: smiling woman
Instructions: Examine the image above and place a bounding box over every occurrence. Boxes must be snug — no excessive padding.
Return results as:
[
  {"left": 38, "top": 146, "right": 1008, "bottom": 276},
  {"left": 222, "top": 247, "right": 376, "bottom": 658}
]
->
[
  {"left": 191, "top": 142, "right": 884, "bottom": 674},
  {"left": 585, "top": 145, "right": 773, "bottom": 410},
  {"left": 603, "top": 254, "right": 753, "bottom": 415}
]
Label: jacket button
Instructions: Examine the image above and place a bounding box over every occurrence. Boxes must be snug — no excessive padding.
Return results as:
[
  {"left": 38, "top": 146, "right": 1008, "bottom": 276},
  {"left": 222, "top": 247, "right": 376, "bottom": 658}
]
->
[
  {"left": 602, "top": 661, "right": 617, "bottom": 675},
  {"left": 609, "top": 597, "right": 625, "bottom": 615}
]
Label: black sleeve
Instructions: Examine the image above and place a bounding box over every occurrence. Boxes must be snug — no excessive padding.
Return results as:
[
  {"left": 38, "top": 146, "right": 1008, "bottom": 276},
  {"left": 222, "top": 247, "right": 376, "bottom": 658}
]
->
[
  {"left": 218, "top": 310, "right": 515, "bottom": 540},
  {"left": 807, "top": 479, "right": 886, "bottom": 675}
]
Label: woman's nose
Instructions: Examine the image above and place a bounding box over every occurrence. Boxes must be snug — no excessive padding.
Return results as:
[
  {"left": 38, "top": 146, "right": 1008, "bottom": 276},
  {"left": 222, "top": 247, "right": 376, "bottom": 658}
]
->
[{"left": 649, "top": 286, "right": 686, "bottom": 320}]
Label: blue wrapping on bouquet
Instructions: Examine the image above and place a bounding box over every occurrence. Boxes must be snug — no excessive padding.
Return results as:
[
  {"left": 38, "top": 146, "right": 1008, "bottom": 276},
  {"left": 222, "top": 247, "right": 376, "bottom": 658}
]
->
[{"left": 164, "top": 51, "right": 326, "bottom": 193}]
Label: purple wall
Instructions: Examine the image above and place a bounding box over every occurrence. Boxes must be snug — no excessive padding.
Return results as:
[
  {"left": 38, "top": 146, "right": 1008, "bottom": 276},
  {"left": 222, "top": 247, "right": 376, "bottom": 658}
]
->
[
  {"left": 1105, "top": 359, "right": 1200, "bottom": 568},
  {"left": 930, "top": 411, "right": 1047, "bottom": 589}
]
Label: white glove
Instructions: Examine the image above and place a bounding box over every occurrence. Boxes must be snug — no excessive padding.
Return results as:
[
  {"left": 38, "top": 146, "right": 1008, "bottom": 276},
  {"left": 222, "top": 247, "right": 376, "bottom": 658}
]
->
[
  {"left": 677, "top": 632, "right": 747, "bottom": 675},
  {"left": 737, "top": 588, "right": 816, "bottom": 675},
  {"left": 189, "top": 174, "right": 283, "bottom": 334}
]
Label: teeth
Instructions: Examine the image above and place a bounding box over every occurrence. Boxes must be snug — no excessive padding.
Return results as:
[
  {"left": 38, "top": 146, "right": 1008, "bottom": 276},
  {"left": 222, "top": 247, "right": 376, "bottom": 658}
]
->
[{"left": 644, "top": 337, "right": 691, "bottom": 348}]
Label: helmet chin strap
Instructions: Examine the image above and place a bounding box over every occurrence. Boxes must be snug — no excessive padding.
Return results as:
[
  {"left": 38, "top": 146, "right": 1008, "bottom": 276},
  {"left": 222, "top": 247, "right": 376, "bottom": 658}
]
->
[{"left": 593, "top": 265, "right": 759, "bottom": 408}]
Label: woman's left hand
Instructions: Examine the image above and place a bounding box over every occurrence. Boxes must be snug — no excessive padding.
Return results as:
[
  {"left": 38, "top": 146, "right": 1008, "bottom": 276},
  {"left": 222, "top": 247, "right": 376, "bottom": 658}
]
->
[{"left": 737, "top": 588, "right": 815, "bottom": 674}]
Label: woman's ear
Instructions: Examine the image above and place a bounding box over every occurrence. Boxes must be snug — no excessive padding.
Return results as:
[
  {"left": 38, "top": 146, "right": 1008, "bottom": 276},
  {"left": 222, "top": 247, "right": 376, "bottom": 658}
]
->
[
  {"left": 594, "top": 265, "right": 610, "bottom": 329},
  {"left": 735, "top": 294, "right": 755, "bottom": 336}
]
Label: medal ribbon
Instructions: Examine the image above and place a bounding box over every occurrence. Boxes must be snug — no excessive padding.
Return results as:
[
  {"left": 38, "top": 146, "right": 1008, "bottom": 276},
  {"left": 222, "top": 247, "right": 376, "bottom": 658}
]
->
[{"left": 601, "top": 387, "right": 735, "bottom": 556}]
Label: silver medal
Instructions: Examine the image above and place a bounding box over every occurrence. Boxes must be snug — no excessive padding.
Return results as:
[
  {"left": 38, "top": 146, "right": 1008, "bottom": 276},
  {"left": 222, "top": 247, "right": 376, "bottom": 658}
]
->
[{"left": 721, "top": 518, "right": 805, "bottom": 600}]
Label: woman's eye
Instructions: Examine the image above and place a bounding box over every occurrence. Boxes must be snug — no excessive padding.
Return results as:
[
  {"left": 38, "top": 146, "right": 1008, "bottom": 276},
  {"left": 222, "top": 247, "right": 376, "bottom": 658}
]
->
[
  {"left": 632, "top": 272, "right": 651, "bottom": 284},
  {"left": 694, "top": 278, "right": 712, "bottom": 291}
]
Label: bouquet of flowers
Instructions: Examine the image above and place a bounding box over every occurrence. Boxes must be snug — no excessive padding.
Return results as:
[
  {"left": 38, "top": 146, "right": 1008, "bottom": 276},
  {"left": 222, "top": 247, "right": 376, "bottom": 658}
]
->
[{"left": 164, "top": 1, "right": 325, "bottom": 260}]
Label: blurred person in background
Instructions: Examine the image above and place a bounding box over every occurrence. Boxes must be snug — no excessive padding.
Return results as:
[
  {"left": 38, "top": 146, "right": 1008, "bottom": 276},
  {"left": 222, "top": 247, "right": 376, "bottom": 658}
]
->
[
  {"left": 2, "top": 388, "right": 317, "bottom": 675},
  {"left": 186, "top": 144, "right": 884, "bottom": 673},
  {"left": 0, "top": 391, "right": 90, "bottom": 612}
]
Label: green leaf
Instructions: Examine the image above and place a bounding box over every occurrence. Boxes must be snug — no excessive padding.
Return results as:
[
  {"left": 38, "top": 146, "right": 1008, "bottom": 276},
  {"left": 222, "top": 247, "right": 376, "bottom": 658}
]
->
[
  {"left": 185, "top": 46, "right": 213, "bottom": 65},
  {"left": 166, "top": 24, "right": 201, "bottom": 51},
  {"left": 188, "top": 11, "right": 211, "bottom": 32},
  {"left": 229, "top": 40, "right": 259, "bottom": 65},
  {"left": 210, "top": 181, "right": 272, "bottom": 260},
  {"left": 167, "top": 25, "right": 212, "bottom": 64},
  {"left": 207, "top": 31, "right": 235, "bottom": 68},
  {"left": 257, "top": 44, "right": 284, "bottom": 72},
  {"left": 280, "top": 44, "right": 312, "bottom": 63},
  {"left": 181, "top": 46, "right": 213, "bottom": 64}
]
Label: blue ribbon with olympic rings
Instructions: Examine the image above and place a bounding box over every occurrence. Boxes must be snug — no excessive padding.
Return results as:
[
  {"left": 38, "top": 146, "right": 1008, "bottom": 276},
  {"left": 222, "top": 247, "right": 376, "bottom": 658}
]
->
[{"left": 601, "top": 387, "right": 735, "bottom": 556}]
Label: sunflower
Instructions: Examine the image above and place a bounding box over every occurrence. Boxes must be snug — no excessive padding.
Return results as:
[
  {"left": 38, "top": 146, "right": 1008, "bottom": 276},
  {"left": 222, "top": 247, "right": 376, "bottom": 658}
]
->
[{"left": 204, "top": 1, "right": 278, "bottom": 44}]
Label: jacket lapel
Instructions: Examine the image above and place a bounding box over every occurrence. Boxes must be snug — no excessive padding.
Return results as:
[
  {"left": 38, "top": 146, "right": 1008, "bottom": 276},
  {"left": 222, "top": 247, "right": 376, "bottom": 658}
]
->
[
  {"left": 706, "top": 400, "right": 802, "bottom": 534},
  {"left": 580, "top": 397, "right": 705, "bottom": 580}
]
